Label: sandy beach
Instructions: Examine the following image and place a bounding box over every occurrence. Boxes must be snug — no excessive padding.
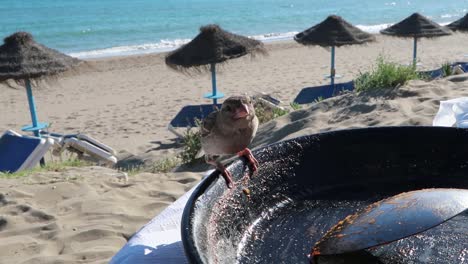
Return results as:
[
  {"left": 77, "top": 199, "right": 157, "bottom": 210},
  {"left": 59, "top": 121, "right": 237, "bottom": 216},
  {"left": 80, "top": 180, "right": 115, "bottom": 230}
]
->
[
  {"left": 2, "top": 34, "right": 468, "bottom": 156},
  {"left": 1, "top": 33, "right": 468, "bottom": 263}
]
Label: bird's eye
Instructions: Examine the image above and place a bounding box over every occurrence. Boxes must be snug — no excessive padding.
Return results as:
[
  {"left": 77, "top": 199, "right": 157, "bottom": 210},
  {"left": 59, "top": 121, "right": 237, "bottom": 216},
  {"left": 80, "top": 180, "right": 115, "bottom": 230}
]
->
[{"left": 224, "top": 106, "right": 231, "bottom": 112}]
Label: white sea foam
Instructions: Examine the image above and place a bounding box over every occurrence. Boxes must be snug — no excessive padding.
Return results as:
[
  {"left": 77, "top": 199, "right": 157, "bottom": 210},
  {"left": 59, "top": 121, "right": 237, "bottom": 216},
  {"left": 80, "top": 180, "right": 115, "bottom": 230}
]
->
[
  {"left": 68, "top": 19, "right": 457, "bottom": 59},
  {"left": 68, "top": 32, "right": 300, "bottom": 59},
  {"left": 441, "top": 14, "right": 456, "bottom": 19},
  {"left": 251, "top": 31, "right": 299, "bottom": 42},
  {"left": 69, "top": 38, "right": 191, "bottom": 59},
  {"left": 356, "top": 23, "right": 394, "bottom": 33}
]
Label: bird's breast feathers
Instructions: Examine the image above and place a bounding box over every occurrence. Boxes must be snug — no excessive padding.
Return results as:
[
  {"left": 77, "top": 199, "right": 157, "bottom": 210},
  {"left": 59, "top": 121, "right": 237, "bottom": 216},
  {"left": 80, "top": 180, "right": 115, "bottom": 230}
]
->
[{"left": 201, "top": 118, "right": 258, "bottom": 155}]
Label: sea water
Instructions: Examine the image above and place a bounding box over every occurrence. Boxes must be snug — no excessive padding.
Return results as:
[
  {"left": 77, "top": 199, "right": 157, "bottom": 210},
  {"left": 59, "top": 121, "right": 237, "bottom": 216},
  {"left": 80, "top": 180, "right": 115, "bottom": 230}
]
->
[{"left": 1, "top": 0, "right": 466, "bottom": 59}]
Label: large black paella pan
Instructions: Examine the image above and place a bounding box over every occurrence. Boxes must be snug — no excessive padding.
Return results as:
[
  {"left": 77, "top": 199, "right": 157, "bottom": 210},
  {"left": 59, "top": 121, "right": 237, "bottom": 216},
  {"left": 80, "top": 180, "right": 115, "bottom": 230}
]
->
[{"left": 182, "top": 126, "right": 468, "bottom": 264}]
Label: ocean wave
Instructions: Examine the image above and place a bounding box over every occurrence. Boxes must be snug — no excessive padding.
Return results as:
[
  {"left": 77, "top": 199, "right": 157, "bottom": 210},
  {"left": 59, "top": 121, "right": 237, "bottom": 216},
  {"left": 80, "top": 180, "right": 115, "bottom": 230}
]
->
[
  {"left": 356, "top": 23, "right": 394, "bottom": 33},
  {"left": 68, "top": 19, "right": 456, "bottom": 59},
  {"left": 68, "top": 38, "right": 191, "bottom": 59},
  {"left": 251, "top": 31, "right": 299, "bottom": 42},
  {"left": 68, "top": 32, "right": 301, "bottom": 59}
]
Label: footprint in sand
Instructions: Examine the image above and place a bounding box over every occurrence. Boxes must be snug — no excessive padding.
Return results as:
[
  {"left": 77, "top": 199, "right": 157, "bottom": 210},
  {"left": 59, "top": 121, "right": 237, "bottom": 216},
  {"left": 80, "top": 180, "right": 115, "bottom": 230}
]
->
[
  {"left": 0, "top": 217, "right": 6, "bottom": 231},
  {"left": 13, "top": 204, "right": 55, "bottom": 222},
  {"left": 0, "top": 193, "right": 8, "bottom": 206},
  {"left": 411, "top": 105, "right": 425, "bottom": 112},
  {"left": 0, "top": 197, "right": 57, "bottom": 238}
]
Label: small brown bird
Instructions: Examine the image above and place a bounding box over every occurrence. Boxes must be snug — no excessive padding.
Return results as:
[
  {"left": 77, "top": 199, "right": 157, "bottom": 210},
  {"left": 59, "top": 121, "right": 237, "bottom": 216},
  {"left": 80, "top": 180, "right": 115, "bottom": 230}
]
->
[{"left": 200, "top": 95, "right": 259, "bottom": 188}]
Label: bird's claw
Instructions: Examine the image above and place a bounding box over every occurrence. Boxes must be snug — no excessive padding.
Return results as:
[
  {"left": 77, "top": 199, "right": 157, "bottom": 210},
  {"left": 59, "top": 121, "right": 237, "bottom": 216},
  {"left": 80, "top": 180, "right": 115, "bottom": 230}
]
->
[
  {"left": 238, "top": 148, "right": 259, "bottom": 173},
  {"left": 219, "top": 168, "right": 234, "bottom": 189}
]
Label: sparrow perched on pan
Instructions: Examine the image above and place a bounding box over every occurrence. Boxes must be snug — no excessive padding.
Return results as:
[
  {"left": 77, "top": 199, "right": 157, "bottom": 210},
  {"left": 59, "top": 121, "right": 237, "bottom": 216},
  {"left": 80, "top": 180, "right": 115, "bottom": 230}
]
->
[{"left": 200, "top": 95, "right": 259, "bottom": 188}]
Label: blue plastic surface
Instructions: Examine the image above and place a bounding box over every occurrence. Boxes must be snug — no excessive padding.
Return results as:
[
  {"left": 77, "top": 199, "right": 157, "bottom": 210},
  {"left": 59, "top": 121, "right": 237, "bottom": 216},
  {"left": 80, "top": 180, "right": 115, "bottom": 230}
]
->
[
  {"left": 170, "top": 104, "right": 221, "bottom": 128},
  {"left": 0, "top": 133, "right": 42, "bottom": 172},
  {"left": 420, "top": 62, "right": 468, "bottom": 79},
  {"left": 203, "top": 92, "right": 225, "bottom": 99},
  {"left": 293, "top": 81, "right": 354, "bottom": 104},
  {"left": 21, "top": 122, "right": 49, "bottom": 132},
  {"left": 293, "top": 62, "right": 468, "bottom": 105}
]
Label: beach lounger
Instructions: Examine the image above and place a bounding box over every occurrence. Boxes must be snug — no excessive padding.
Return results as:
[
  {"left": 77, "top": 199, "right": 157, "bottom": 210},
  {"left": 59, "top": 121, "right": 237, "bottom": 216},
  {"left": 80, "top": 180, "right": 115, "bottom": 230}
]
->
[
  {"left": 418, "top": 61, "right": 468, "bottom": 79},
  {"left": 63, "top": 137, "right": 117, "bottom": 165},
  {"left": 0, "top": 130, "right": 54, "bottom": 173},
  {"left": 40, "top": 131, "right": 118, "bottom": 165},
  {"left": 168, "top": 104, "right": 221, "bottom": 138},
  {"left": 293, "top": 81, "right": 354, "bottom": 104}
]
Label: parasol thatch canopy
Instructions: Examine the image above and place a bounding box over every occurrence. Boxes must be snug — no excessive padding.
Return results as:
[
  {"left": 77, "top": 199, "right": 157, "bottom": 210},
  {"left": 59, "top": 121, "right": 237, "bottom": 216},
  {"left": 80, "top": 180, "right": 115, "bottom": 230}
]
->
[
  {"left": 165, "top": 24, "right": 265, "bottom": 72},
  {"left": 380, "top": 13, "right": 451, "bottom": 38},
  {"left": 447, "top": 13, "right": 468, "bottom": 32},
  {"left": 294, "top": 15, "right": 375, "bottom": 47},
  {"left": 0, "top": 31, "right": 80, "bottom": 82}
]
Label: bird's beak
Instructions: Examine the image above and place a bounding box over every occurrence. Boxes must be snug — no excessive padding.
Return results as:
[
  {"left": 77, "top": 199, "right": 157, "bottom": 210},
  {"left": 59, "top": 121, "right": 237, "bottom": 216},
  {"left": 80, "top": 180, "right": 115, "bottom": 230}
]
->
[{"left": 233, "top": 103, "right": 250, "bottom": 119}]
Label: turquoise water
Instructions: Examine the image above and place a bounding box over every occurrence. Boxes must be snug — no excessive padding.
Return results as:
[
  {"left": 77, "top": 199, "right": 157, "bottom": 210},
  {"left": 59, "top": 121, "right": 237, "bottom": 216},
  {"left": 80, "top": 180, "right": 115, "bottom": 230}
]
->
[{"left": 1, "top": 0, "right": 466, "bottom": 58}]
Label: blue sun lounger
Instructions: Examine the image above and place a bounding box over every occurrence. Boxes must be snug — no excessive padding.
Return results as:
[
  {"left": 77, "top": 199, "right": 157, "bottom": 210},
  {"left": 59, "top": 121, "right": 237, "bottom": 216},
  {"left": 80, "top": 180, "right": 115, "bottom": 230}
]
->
[
  {"left": 168, "top": 104, "right": 221, "bottom": 137},
  {"left": 293, "top": 81, "right": 354, "bottom": 105},
  {"left": 0, "top": 130, "right": 54, "bottom": 173},
  {"left": 292, "top": 62, "right": 468, "bottom": 105},
  {"left": 419, "top": 61, "right": 468, "bottom": 79}
]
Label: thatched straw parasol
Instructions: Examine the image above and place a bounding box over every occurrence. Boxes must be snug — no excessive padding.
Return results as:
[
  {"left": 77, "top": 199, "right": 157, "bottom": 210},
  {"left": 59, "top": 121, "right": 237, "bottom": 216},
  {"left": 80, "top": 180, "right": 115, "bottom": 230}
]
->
[
  {"left": 165, "top": 24, "right": 266, "bottom": 105},
  {"left": 294, "top": 15, "right": 375, "bottom": 86},
  {"left": 447, "top": 13, "right": 468, "bottom": 32},
  {"left": 380, "top": 13, "right": 451, "bottom": 65},
  {"left": 0, "top": 31, "right": 81, "bottom": 137}
]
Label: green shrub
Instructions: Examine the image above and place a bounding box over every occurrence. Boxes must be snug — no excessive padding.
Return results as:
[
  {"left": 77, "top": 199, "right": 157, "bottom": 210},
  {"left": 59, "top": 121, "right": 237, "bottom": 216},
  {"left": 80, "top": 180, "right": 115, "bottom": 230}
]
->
[
  {"left": 355, "top": 57, "right": 421, "bottom": 92},
  {"left": 313, "top": 96, "right": 324, "bottom": 104},
  {"left": 441, "top": 62, "right": 453, "bottom": 77},
  {"left": 121, "top": 165, "right": 144, "bottom": 176},
  {"left": 254, "top": 103, "right": 269, "bottom": 124},
  {"left": 179, "top": 126, "right": 202, "bottom": 164},
  {"left": 255, "top": 101, "right": 289, "bottom": 124},
  {"left": 290, "top": 102, "right": 302, "bottom": 110},
  {"left": 151, "top": 156, "right": 181, "bottom": 173},
  {"left": 272, "top": 107, "right": 289, "bottom": 118}
]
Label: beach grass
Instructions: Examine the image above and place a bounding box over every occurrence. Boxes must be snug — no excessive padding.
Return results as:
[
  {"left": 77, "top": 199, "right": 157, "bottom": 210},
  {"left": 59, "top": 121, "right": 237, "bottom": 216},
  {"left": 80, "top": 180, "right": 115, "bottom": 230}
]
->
[
  {"left": 180, "top": 126, "right": 202, "bottom": 164},
  {"left": 255, "top": 102, "right": 289, "bottom": 124},
  {"left": 0, "top": 159, "right": 89, "bottom": 179},
  {"left": 122, "top": 156, "right": 182, "bottom": 175},
  {"left": 119, "top": 165, "right": 144, "bottom": 176},
  {"left": 151, "top": 156, "right": 181, "bottom": 173},
  {"left": 355, "top": 56, "right": 421, "bottom": 92},
  {"left": 441, "top": 62, "right": 453, "bottom": 77},
  {"left": 313, "top": 96, "right": 324, "bottom": 104},
  {"left": 290, "top": 102, "right": 302, "bottom": 110}
]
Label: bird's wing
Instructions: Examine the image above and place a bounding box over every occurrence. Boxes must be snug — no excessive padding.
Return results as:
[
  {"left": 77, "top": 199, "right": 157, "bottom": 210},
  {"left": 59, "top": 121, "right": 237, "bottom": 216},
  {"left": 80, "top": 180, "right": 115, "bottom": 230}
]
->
[
  {"left": 195, "top": 148, "right": 205, "bottom": 159},
  {"left": 251, "top": 115, "right": 259, "bottom": 137},
  {"left": 200, "top": 111, "right": 218, "bottom": 138}
]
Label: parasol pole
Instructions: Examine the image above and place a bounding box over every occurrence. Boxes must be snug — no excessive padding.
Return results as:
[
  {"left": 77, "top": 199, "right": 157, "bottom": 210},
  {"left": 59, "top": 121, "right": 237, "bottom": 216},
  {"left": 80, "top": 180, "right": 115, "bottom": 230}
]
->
[
  {"left": 412, "top": 36, "right": 417, "bottom": 67},
  {"left": 204, "top": 63, "right": 224, "bottom": 106},
  {"left": 211, "top": 63, "right": 217, "bottom": 105},
  {"left": 25, "top": 79, "right": 40, "bottom": 138},
  {"left": 330, "top": 46, "right": 336, "bottom": 87},
  {"left": 24, "top": 78, "right": 45, "bottom": 166}
]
